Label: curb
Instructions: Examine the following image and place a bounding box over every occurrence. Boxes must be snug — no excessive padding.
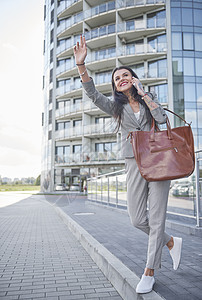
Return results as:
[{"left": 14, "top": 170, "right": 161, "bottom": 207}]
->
[{"left": 55, "top": 206, "right": 164, "bottom": 300}]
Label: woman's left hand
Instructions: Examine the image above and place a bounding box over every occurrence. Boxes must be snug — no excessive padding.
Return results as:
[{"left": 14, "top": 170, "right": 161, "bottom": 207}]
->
[{"left": 131, "top": 77, "right": 145, "bottom": 97}]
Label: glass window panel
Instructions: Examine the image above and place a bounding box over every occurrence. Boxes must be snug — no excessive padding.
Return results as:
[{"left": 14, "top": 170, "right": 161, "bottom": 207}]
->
[
  {"left": 183, "top": 33, "right": 194, "bottom": 50},
  {"left": 185, "top": 109, "right": 197, "bottom": 127},
  {"left": 157, "top": 34, "right": 167, "bottom": 52},
  {"left": 73, "top": 145, "right": 82, "bottom": 153},
  {"left": 148, "top": 37, "right": 156, "bottom": 52},
  {"left": 184, "top": 57, "right": 195, "bottom": 76},
  {"left": 195, "top": 33, "right": 202, "bottom": 51},
  {"left": 157, "top": 10, "right": 166, "bottom": 27},
  {"left": 108, "top": 24, "right": 115, "bottom": 34},
  {"left": 171, "top": 8, "right": 181, "bottom": 25},
  {"left": 184, "top": 83, "right": 196, "bottom": 102},
  {"left": 147, "top": 13, "right": 155, "bottom": 28},
  {"left": 172, "top": 32, "right": 182, "bottom": 50},
  {"left": 194, "top": 9, "right": 202, "bottom": 27},
  {"left": 65, "top": 121, "right": 70, "bottom": 129},
  {"left": 172, "top": 57, "right": 183, "bottom": 76},
  {"left": 133, "top": 63, "right": 144, "bottom": 79},
  {"left": 100, "top": 26, "right": 106, "bottom": 36},
  {"left": 73, "top": 119, "right": 82, "bottom": 127},
  {"left": 135, "top": 16, "right": 144, "bottom": 29},
  {"left": 197, "top": 84, "right": 202, "bottom": 102},
  {"left": 182, "top": 8, "right": 193, "bottom": 26},
  {"left": 184, "top": 102, "right": 197, "bottom": 109},
  {"left": 158, "top": 84, "right": 168, "bottom": 103},
  {"left": 158, "top": 59, "right": 167, "bottom": 77},
  {"left": 195, "top": 58, "right": 202, "bottom": 76},
  {"left": 126, "top": 20, "right": 135, "bottom": 31},
  {"left": 148, "top": 61, "right": 157, "bottom": 77},
  {"left": 64, "top": 146, "right": 70, "bottom": 155},
  {"left": 198, "top": 110, "right": 202, "bottom": 127},
  {"left": 104, "top": 143, "right": 111, "bottom": 152}
]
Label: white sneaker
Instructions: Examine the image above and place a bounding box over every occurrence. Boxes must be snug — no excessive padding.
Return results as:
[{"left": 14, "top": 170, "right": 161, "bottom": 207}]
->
[
  {"left": 136, "top": 274, "right": 155, "bottom": 294},
  {"left": 170, "top": 236, "right": 182, "bottom": 270}
]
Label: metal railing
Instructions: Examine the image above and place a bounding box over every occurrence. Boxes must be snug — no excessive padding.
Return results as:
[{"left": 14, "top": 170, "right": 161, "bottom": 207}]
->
[{"left": 87, "top": 151, "right": 202, "bottom": 227}]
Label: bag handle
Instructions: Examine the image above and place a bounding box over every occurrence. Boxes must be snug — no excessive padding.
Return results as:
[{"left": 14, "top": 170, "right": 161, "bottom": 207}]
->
[
  {"left": 150, "top": 118, "right": 172, "bottom": 142},
  {"left": 164, "top": 108, "right": 191, "bottom": 126}
]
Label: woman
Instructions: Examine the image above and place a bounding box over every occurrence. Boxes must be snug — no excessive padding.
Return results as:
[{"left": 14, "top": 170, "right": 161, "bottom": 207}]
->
[{"left": 74, "top": 35, "right": 182, "bottom": 294}]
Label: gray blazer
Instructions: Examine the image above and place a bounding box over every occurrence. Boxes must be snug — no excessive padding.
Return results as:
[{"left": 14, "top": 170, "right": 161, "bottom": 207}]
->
[{"left": 82, "top": 78, "right": 167, "bottom": 158}]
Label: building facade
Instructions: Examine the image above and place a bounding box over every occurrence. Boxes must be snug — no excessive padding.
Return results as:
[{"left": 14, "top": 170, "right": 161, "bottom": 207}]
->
[{"left": 41, "top": 0, "right": 202, "bottom": 192}]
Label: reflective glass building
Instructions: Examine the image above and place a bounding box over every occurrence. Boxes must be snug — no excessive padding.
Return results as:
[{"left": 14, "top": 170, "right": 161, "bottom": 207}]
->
[{"left": 41, "top": 0, "right": 202, "bottom": 192}]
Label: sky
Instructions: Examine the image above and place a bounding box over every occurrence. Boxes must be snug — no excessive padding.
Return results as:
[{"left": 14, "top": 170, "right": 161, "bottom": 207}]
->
[{"left": 0, "top": 0, "right": 44, "bottom": 180}]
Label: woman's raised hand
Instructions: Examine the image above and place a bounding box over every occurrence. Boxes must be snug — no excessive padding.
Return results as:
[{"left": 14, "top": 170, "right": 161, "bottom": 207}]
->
[
  {"left": 131, "top": 77, "right": 145, "bottom": 97},
  {"left": 73, "top": 35, "right": 87, "bottom": 64}
]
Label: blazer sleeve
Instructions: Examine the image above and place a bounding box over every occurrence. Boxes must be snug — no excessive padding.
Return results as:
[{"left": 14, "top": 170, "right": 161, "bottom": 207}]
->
[
  {"left": 146, "top": 91, "right": 167, "bottom": 124},
  {"left": 82, "top": 78, "right": 115, "bottom": 117}
]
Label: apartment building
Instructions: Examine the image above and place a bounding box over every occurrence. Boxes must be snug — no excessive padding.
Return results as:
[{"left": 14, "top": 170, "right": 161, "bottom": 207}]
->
[{"left": 41, "top": 0, "right": 202, "bottom": 192}]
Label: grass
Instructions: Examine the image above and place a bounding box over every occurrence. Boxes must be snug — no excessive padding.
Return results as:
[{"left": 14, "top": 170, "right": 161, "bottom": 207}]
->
[{"left": 0, "top": 185, "right": 40, "bottom": 192}]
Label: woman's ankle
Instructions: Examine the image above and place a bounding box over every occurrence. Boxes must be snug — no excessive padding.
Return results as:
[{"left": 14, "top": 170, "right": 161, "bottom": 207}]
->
[
  {"left": 167, "top": 236, "right": 174, "bottom": 250},
  {"left": 144, "top": 268, "right": 154, "bottom": 276}
]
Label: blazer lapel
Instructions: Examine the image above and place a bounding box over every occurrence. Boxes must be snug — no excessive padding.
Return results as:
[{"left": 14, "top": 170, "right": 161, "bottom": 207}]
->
[{"left": 124, "top": 103, "right": 140, "bottom": 126}]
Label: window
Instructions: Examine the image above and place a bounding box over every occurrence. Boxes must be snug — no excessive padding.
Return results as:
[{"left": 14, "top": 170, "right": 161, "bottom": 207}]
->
[
  {"left": 183, "top": 57, "right": 195, "bottom": 76},
  {"left": 73, "top": 145, "right": 82, "bottom": 153},
  {"left": 148, "top": 59, "right": 167, "bottom": 78},
  {"left": 172, "top": 32, "right": 182, "bottom": 50},
  {"left": 171, "top": 8, "right": 181, "bottom": 25},
  {"left": 48, "top": 130, "right": 52, "bottom": 140},
  {"left": 65, "top": 121, "right": 70, "bottom": 129},
  {"left": 49, "top": 110, "right": 52, "bottom": 124},
  {"left": 194, "top": 9, "right": 202, "bottom": 27},
  {"left": 172, "top": 57, "right": 183, "bottom": 76},
  {"left": 132, "top": 63, "right": 144, "bottom": 79},
  {"left": 184, "top": 83, "right": 196, "bottom": 103},
  {"left": 196, "top": 59, "right": 202, "bottom": 77},
  {"left": 195, "top": 33, "right": 202, "bottom": 51},
  {"left": 182, "top": 8, "right": 193, "bottom": 26},
  {"left": 50, "top": 49, "right": 53, "bottom": 63},
  {"left": 95, "top": 142, "right": 116, "bottom": 152},
  {"left": 50, "top": 68, "right": 53, "bottom": 83},
  {"left": 149, "top": 84, "right": 168, "bottom": 103},
  {"left": 126, "top": 20, "right": 135, "bottom": 31},
  {"left": 73, "top": 119, "right": 82, "bottom": 127},
  {"left": 183, "top": 33, "right": 194, "bottom": 50},
  {"left": 51, "top": 9, "right": 54, "bottom": 24},
  {"left": 56, "top": 122, "right": 64, "bottom": 131},
  {"left": 50, "top": 29, "right": 54, "bottom": 44}
]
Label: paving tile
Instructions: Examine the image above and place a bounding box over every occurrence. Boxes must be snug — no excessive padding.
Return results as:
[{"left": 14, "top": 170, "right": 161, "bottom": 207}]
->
[{"left": 0, "top": 195, "right": 122, "bottom": 300}]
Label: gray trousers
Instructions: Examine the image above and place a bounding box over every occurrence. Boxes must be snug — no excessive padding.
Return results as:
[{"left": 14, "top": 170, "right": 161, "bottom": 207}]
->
[{"left": 125, "top": 158, "right": 171, "bottom": 269}]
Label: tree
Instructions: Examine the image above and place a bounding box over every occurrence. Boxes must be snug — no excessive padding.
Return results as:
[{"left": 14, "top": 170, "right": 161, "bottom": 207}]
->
[{"left": 35, "top": 175, "right": 41, "bottom": 186}]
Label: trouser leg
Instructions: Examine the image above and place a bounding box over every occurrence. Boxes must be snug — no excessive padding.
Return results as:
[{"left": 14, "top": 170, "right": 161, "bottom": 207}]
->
[
  {"left": 146, "top": 180, "right": 171, "bottom": 269},
  {"left": 125, "top": 158, "right": 171, "bottom": 269}
]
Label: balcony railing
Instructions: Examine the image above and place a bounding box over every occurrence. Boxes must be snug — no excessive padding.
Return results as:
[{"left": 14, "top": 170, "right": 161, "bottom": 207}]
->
[
  {"left": 55, "top": 103, "right": 82, "bottom": 118},
  {"left": 57, "top": 11, "right": 83, "bottom": 36},
  {"left": 117, "top": 18, "right": 166, "bottom": 33},
  {"left": 55, "top": 150, "right": 123, "bottom": 164},
  {"left": 56, "top": 82, "right": 82, "bottom": 97},
  {"left": 85, "top": 24, "right": 116, "bottom": 41},
  {"left": 116, "top": 0, "right": 165, "bottom": 7},
  {"left": 55, "top": 126, "right": 82, "bottom": 140},
  {"left": 84, "top": 122, "right": 117, "bottom": 136},
  {"left": 57, "top": 0, "right": 80, "bottom": 15},
  {"left": 87, "top": 150, "right": 202, "bottom": 227},
  {"left": 84, "top": 1, "right": 115, "bottom": 19}
]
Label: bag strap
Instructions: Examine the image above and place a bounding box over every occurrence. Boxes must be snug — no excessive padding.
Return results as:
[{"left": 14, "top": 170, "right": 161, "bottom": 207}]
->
[{"left": 164, "top": 108, "right": 191, "bottom": 126}]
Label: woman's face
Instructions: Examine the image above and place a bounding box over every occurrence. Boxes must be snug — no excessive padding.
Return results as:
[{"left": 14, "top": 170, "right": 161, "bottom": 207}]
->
[{"left": 113, "top": 68, "right": 133, "bottom": 93}]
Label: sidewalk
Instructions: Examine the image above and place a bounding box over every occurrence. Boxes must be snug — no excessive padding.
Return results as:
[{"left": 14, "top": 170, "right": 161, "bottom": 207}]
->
[
  {"left": 0, "top": 193, "right": 122, "bottom": 300},
  {"left": 44, "top": 193, "right": 202, "bottom": 300}
]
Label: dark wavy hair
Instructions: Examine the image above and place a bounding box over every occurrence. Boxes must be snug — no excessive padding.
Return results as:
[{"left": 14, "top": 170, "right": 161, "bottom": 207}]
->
[{"left": 111, "top": 66, "right": 152, "bottom": 130}]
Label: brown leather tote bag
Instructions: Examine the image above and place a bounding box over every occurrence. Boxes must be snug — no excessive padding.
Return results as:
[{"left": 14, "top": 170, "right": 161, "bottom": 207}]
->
[{"left": 129, "top": 109, "right": 195, "bottom": 182}]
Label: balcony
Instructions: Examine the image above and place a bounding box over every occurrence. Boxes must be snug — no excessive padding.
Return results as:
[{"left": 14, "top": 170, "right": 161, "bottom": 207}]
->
[
  {"left": 55, "top": 103, "right": 83, "bottom": 120},
  {"left": 57, "top": 12, "right": 83, "bottom": 39},
  {"left": 84, "top": 122, "right": 117, "bottom": 138},
  {"left": 117, "top": 19, "right": 166, "bottom": 42},
  {"left": 84, "top": 1, "right": 116, "bottom": 28},
  {"left": 56, "top": 83, "right": 82, "bottom": 99},
  {"left": 57, "top": 0, "right": 82, "bottom": 19},
  {"left": 55, "top": 126, "right": 82, "bottom": 141},
  {"left": 116, "top": 0, "right": 165, "bottom": 19},
  {"left": 55, "top": 150, "right": 124, "bottom": 166}
]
